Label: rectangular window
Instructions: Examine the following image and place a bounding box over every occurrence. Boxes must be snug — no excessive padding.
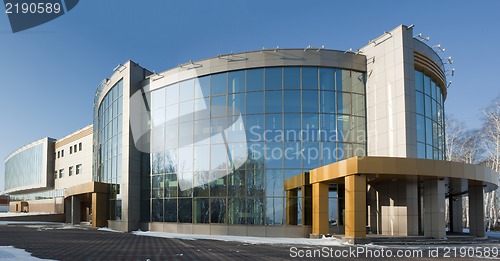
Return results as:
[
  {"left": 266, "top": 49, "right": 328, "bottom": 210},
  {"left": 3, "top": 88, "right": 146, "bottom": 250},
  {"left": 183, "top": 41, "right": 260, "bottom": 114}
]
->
[
  {"left": 59, "top": 169, "right": 64, "bottom": 178},
  {"left": 70, "top": 146, "right": 73, "bottom": 154},
  {"left": 69, "top": 166, "right": 73, "bottom": 176},
  {"left": 57, "top": 151, "right": 60, "bottom": 158},
  {"left": 74, "top": 144, "right": 77, "bottom": 152},
  {"left": 265, "top": 67, "right": 282, "bottom": 90},
  {"left": 54, "top": 171, "right": 58, "bottom": 179},
  {"left": 61, "top": 150, "right": 64, "bottom": 157},
  {"left": 76, "top": 164, "right": 82, "bottom": 175},
  {"left": 79, "top": 143, "right": 82, "bottom": 151}
]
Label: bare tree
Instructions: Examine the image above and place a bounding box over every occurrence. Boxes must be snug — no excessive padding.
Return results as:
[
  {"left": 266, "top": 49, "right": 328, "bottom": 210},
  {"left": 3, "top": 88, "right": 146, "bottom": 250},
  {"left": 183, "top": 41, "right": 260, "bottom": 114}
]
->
[{"left": 481, "top": 96, "right": 500, "bottom": 230}]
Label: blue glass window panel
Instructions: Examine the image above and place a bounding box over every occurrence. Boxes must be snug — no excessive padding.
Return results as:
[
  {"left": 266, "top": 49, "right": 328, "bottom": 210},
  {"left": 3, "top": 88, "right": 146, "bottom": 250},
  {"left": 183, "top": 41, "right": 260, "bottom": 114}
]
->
[
  {"left": 416, "top": 91, "right": 424, "bottom": 115},
  {"left": 266, "top": 197, "right": 283, "bottom": 225},
  {"left": 302, "top": 90, "right": 319, "bottom": 113},
  {"left": 334, "top": 69, "right": 342, "bottom": 91},
  {"left": 228, "top": 70, "right": 245, "bottom": 93},
  {"left": 194, "top": 97, "right": 210, "bottom": 120},
  {"left": 246, "top": 142, "right": 265, "bottom": 170},
  {"left": 351, "top": 71, "right": 365, "bottom": 94},
  {"left": 320, "top": 68, "right": 335, "bottom": 91},
  {"left": 352, "top": 93, "right": 365, "bottom": 117},
  {"left": 164, "top": 199, "right": 177, "bottom": 222},
  {"left": 211, "top": 72, "right": 227, "bottom": 96},
  {"left": 228, "top": 93, "right": 245, "bottom": 116},
  {"left": 193, "top": 198, "right": 209, "bottom": 223},
  {"left": 302, "top": 114, "right": 319, "bottom": 141},
  {"left": 265, "top": 90, "right": 283, "bottom": 113},
  {"left": 246, "top": 91, "right": 264, "bottom": 114},
  {"left": 320, "top": 114, "right": 337, "bottom": 141},
  {"left": 284, "top": 142, "right": 302, "bottom": 169},
  {"left": 210, "top": 144, "right": 228, "bottom": 170},
  {"left": 179, "top": 79, "right": 194, "bottom": 102},
  {"left": 303, "top": 142, "right": 320, "bottom": 169},
  {"left": 415, "top": 70, "right": 423, "bottom": 93},
  {"left": 165, "top": 124, "right": 179, "bottom": 149},
  {"left": 166, "top": 84, "right": 180, "bottom": 106},
  {"left": 179, "top": 100, "right": 194, "bottom": 122},
  {"left": 283, "top": 114, "right": 301, "bottom": 140},
  {"left": 194, "top": 76, "right": 210, "bottom": 98},
  {"left": 178, "top": 146, "right": 194, "bottom": 173},
  {"left": 265, "top": 114, "right": 282, "bottom": 141},
  {"left": 246, "top": 68, "right": 264, "bottom": 91},
  {"left": 178, "top": 198, "right": 192, "bottom": 222},
  {"left": 151, "top": 88, "right": 165, "bottom": 110},
  {"left": 265, "top": 67, "right": 282, "bottom": 90},
  {"left": 245, "top": 115, "right": 264, "bottom": 142},
  {"left": 424, "top": 74, "right": 431, "bottom": 96},
  {"left": 265, "top": 142, "right": 283, "bottom": 169},
  {"left": 432, "top": 82, "right": 438, "bottom": 102},
  {"left": 302, "top": 67, "right": 318, "bottom": 89},
  {"left": 320, "top": 91, "right": 335, "bottom": 114},
  {"left": 322, "top": 142, "right": 338, "bottom": 165},
  {"left": 246, "top": 198, "right": 265, "bottom": 225},
  {"left": 193, "top": 119, "right": 210, "bottom": 146},
  {"left": 211, "top": 95, "right": 227, "bottom": 118},
  {"left": 337, "top": 92, "right": 351, "bottom": 115},
  {"left": 284, "top": 67, "right": 300, "bottom": 89},
  {"left": 425, "top": 95, "right": 432, "bottom": 118},
  {"left": 178, "top": 121, "right": 194, "bottom": 148},
  {"left": 416, "top": 115, "right": 425, "bottom": 143},
  {"left": 426, "top": 145, "right": 433, "bottom": 160},
  {"left": 193, "top": 145, "right": 210, "bottom": 171},
  {"left": 284, "top": 90, "right": 301, "bottom": 113},
  {"left": 266, "top": 170, "right": 284, "bottom": 197},
  {"left": 210, "top": 117, "right": 227, "bottom": 144},
  {"left": 425, "top": 117, "right": 433, "bottom": 145}
]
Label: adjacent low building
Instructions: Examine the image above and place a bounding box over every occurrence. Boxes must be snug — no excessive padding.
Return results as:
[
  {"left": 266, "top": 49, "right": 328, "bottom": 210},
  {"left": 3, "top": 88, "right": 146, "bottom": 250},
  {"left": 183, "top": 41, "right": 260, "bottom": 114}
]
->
[{"left": 4, "top": 25, "right": 499, "bottom": 241}]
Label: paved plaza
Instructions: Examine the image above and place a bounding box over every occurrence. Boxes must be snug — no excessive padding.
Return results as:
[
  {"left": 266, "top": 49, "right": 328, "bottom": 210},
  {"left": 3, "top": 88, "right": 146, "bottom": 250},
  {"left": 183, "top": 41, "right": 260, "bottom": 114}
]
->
[{"left": 0, "top": 223, "right": 499, "bottom": 260}]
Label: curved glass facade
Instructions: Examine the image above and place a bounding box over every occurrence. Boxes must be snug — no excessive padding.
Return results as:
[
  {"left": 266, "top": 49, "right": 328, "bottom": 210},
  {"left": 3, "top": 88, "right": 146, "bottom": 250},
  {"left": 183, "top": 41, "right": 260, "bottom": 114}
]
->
[
  {"left": 94, "top": 80, "right": 123, "bottom": 220},
  {"left": 148, "top": 66, "right": 366, "bottom": 225},
  {"left": 5, "top": 142, "right": 45, "bottom": 191},
  {"left": 415, "top": 69, "right": 445, "bottom": 160}
]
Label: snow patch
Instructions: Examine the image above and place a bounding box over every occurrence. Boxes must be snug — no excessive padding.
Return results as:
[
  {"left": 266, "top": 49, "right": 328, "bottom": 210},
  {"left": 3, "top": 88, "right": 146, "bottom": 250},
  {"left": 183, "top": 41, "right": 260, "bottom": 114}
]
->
[
  {"left": 0, "top": 246, "right": 57, "bottom": 260},
  {"left": 132, "top": 231, "right": 344, "bottom": 246},
  {"left": 97, "top": 227, "right": 123, "bottom": 233},
  {"left": 0, "top": 212, "right": 56, "bottom": 217}
]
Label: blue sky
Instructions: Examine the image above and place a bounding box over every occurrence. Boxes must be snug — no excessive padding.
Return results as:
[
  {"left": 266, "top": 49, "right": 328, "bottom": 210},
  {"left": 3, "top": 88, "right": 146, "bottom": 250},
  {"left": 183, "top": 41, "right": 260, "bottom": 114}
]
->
[{"left": 1, "top": 0, "right": 499, "bottom": 191}]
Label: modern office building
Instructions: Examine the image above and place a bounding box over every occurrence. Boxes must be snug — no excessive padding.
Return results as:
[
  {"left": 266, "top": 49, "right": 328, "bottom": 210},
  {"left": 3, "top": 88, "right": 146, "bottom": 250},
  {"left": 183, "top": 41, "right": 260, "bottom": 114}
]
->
[{"left": 4, "top": 25, "right": 498, "bottom": 242}]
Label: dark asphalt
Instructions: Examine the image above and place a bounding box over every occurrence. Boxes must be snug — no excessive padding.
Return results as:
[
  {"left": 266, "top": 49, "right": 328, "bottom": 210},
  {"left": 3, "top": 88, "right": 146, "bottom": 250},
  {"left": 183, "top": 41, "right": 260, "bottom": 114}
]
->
[{"left": 0, "top": 224, "right": 499, "bottom": 260}]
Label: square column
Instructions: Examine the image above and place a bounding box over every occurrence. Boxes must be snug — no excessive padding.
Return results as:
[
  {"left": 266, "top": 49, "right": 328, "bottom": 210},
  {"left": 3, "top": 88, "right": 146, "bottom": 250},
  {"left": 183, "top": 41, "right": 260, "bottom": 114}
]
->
[
  {"left": 468, "top": 182, "right": 485, "bottom": 237},
  {"left": 312, "top": 182, "right": 329, "bottom": 235},
  {"left": 344, "top": 175, "right": 366, "bottom": 239},
  {"left": 450, "top": 196, "right": 463, "bottom": 233},
  {"left": 92, "top": 193, "right": 108, "bottom": 228},
  {"left": 71, "top": 196, "right": 81, "bottom": 225},
  {"left": 423, "top": 179, "right": 446, "bottom": 239},
  {"left": 302, "top": 185, "right": 312, "bottom": 226},
  {"left": 286, "top": 189, "right": 298, "bottom": 225}
]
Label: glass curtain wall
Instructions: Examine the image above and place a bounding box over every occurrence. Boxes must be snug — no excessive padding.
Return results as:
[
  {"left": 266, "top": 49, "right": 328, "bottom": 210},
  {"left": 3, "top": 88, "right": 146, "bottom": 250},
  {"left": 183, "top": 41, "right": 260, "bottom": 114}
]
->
[
  {"left": 415, "top": 70, "right": 445, "bottom": 160},
  {"left": 94, "top": 80, "right": 124, "bottom": 220},
  {"left": 148, "top": 67, "right": 366, "bottom": 225}
]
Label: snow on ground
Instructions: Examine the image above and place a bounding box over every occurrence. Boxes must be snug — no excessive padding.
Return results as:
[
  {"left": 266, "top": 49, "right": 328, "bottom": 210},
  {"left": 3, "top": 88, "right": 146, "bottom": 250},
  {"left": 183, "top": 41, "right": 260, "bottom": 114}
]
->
[
  {"left": 97, "top": 227, "right": 123, "bottom": 233},
  {"left": 0, "top": 212, "right": 56, "bottom": 217},
  {"left": 132, "top": 230, "right": 344, "bottom": 246},
  {"left": 0, "top": 246, "right": 56, "bottom": 261}
]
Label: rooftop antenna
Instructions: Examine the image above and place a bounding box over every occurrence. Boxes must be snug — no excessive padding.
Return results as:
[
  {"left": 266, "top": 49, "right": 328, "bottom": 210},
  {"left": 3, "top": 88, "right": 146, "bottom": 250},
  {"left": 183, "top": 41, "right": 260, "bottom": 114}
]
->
[
  {"left": 443, "top": 56, "right": 453, "bottom": 64},
  {"left": 316, "top": 45, "right": 325, "bottom": 52},
  {"left": 344, "top": 48, "right": 353, "bottom": 54},
  {"left": 304, "top": 45, "right": 312, "bottom": 51},
  {"left": 406, "top": 24, "right": 414, "bottom": 30},
  {"left": 447, "top": 81, "right": 452, "bottom": 88}
]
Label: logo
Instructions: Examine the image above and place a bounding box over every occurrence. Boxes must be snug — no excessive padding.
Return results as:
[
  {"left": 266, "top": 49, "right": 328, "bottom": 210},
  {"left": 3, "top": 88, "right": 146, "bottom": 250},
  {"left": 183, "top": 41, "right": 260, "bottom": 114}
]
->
[{"left": 4, "top": 0, "right": 79, "bottom": 33}]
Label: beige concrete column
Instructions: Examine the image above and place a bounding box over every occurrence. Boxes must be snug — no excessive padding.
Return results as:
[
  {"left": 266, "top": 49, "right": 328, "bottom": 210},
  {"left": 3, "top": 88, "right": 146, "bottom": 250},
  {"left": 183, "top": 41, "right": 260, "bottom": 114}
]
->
[
  {"left": 450, "top": 196, "right": 463, "bottom": 233},
  {"left": 406, "top": 179, "right": 419, "bottom": 236},
  {"left": 423, "top": 179, "right": 446, "bottom": 239},
  {"left": 344, "top": 175, "right": 366, "bottom": 239},
  {"left": 92, "top": 193, "right": 108, "bottom": 228},
  {"left": 286, "top": 189, "right": 298, "bottom": 225},
  {"left": 468, "top": 182, "right": 485, "bottom": 237},
  {"left": 312, "top": 182, "right": 329, "bottom": 235}
]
